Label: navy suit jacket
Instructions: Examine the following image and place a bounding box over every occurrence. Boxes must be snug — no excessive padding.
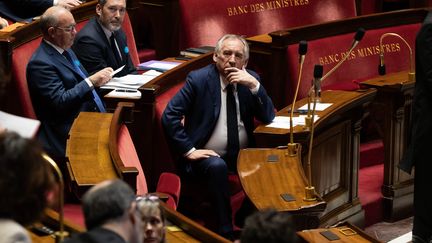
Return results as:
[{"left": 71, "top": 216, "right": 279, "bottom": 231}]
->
[
  {"left": 0, "top": 0, "right": 52, "bottom": 22},
  {"left": 27, "top": 40, "right": 98, "bottom": 157},
  {"left": 162, "top": 64, "right": 275, "bottom": 159},
  {"left": 72, "top": 17, "right": 135, "bottom": 77}
]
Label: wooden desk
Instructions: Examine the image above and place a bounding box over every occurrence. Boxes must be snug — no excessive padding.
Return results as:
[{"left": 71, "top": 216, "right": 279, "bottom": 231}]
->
[
  {"left": 297, "top": 222, "right": 383, "bottom": 243},
  {"left": 361, "top": 71, "right": 414, "bottom": 221},
  {"left": 238, "top": 147, "right": 327, "bottom": 230},
  {"left": 252, "top": 89, "right": 377, "bottom": 228}
]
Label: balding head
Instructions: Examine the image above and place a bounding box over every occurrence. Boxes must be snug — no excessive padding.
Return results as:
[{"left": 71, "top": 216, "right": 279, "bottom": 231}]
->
[{"left": 40, "top": 6, "right": 76, "bottom": 49}]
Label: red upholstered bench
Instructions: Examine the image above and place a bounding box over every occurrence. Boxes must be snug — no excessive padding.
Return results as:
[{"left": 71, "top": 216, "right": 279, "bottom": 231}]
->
[
  {"left": 284, "top": 23, "right": 419, "bottom": 102},
  {"left": 178, "top": 0, "right": 357, "bottom": 49}
]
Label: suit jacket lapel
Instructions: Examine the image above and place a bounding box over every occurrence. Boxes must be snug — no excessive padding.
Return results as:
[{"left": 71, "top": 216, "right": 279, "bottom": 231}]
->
[{"left": 208, "top": 65, "right": 221, "bottom": 121}]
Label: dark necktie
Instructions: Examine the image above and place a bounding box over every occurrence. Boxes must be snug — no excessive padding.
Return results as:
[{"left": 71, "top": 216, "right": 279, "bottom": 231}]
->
[
  {"left": 62, "top": 50, "right": 106, "bottom": 112},
  {"left": 110, "top": 32, "right": 122, "bottom": 66},
  {"left": 226, "top": 84, "right": 239, "bottom": 165}
]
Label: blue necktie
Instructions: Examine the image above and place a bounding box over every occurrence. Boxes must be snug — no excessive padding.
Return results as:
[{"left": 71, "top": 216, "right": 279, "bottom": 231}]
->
[{"left": 62, "top": 50, "right": 106, "bottom": 112}]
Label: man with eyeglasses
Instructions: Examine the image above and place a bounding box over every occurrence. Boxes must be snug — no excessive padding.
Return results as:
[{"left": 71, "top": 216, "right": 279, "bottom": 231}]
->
[
  {"left": 27, "top": 6, "right": 113, "bottom": 159},
  {"left": 64, "top": 179, "right": 144, "bottom": 243},
  {"left": 162, "top": 34, "right": 275, "bottom": 239},
  {"left": 72, "top": 0, "right": 135, "bottom": 77}
]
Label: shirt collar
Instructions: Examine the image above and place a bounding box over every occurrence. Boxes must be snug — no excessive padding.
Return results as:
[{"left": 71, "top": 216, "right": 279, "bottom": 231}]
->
[
  {"left": 219, "top": 74, "right": 236, "bottom": 91},
  {"left": 98, "top": 19, "right": 113, "bottom": 40},
  {"left": 44, "top": 39, "right": 65, "bottom": 54}
]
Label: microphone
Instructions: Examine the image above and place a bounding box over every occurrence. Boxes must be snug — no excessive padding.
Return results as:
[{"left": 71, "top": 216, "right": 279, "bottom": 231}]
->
[
  {"left": 321, "top": 28, "right": 366, "bottom": 83},
  {"left": 312, "top": 64, "right": 323, "bottom": 102},
  {"left": 304, "top": 64, "right": 323, "bottom": 202},
  {"left": 288, "top": 40, "right": 308, "bottom": 156},
  {"left": 378, "top": 33, "right": 415, "bottom": 82},
  {"left": 42, "top": 153, "right": 69, "bottom": 242}
]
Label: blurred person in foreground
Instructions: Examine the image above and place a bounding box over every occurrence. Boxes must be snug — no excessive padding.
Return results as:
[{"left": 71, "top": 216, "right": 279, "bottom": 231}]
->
[
  {"left": 0, "top": 131, "right": 56, "bottom": 243},
  {"left": 64, "top": 179, "right": 144, "bottom": 243},
  {"left": 239, "top": 209, "right": 298, "bottom": 243}
]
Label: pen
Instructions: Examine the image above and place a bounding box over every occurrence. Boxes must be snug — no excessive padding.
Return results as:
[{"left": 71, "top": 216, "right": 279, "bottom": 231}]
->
[{"left": 116, "top": 89, "right": 137, "bottom": 93}]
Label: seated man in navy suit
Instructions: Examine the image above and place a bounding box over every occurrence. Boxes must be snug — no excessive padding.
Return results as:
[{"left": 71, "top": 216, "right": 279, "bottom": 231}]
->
[
  {"left": 162, "top": 34, "right": 275, "bottom": 238},
  {"left": 72, "top": 0, "right": 135, "bottom": 77},
  {"left": 27, "top": 6, "right": 113, "bottom": 159}
]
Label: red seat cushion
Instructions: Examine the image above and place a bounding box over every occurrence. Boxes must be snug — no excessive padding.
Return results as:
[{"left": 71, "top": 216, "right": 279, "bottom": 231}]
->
[{"left": 118, "top": 124, "right": 148, "bottom": 195}]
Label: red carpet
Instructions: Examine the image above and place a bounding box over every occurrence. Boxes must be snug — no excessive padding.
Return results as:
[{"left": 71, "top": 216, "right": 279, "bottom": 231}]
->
[{"left": 359, "top": 138, "right": 385, "bottom": 227}]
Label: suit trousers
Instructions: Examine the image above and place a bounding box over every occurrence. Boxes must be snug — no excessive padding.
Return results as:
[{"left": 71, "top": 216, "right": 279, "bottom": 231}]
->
[{"left": 187, "top": 156, "right": 233, "bottom": 235}]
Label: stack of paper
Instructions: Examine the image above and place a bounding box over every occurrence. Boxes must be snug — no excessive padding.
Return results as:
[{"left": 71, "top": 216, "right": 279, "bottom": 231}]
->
[
  {"left": 102, "top": 69, "right": 162, "bottom": 90},
  {"left": 266, "top": 115, "right": 320, "bottom": 129}
]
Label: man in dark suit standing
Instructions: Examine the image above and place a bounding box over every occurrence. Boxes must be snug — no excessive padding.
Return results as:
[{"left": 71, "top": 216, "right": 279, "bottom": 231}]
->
[
  {"left": 400, "top": 11, "right": 432, "bottom": 243},
  {"left": 72, "top": 0, "right": 135, "bottom": 77},
  {"left": 0, "top": 0, "right": 82, "bottom": 22},
  {"left": 27, "top": 6, "right": 113, "bottom": 158},
  {"left": 162, "top": 34, "right": 275, "bottom": 238}
]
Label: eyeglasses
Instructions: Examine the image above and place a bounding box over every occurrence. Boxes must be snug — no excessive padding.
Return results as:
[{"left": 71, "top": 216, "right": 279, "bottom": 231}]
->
[
  {"left": 136, "top": 195, "right": 159, "bottom": 202},
  {"left": 55, "top": 24, "right": 76, "bottom": 32}
]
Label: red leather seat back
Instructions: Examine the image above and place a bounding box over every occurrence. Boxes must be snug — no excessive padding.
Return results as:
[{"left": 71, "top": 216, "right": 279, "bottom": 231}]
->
[
  {"left": 117, "top": 124, "right": 149, "bottom": 195},
  {"left": 154, "top": 81, "right": 185, "bottom": 173},
  {"left": 285, "top": 23, "right": 420, "bottom": 102},
  {"left": 178, "top": 0, "right": 357, "bottom": 49},
  {"left": 122, "top": 12, "right": 140, "bottom": 66},
  {"left": 12, "top": 38, "right": 40, "bottom": 118}
]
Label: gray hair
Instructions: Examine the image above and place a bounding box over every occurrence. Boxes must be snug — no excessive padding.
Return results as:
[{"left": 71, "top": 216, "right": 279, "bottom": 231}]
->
[
  {"left": 82, "top": 179, "right": 136, "bottom": 230},
  {"left": 214, "top": 34, "right": 249, "bottom": 60},
  {"left": 39, "top": 6, "right": 68, "bottom": 36}
]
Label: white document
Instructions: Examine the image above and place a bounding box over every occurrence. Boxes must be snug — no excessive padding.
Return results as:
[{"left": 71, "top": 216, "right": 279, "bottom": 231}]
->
[
  {"left": 0, "top": 111, "right": 41, "bottom": 138},
  {"left": 105, "top": 89, "right": 142, "bottom": 99},
  {"left": 148, "top": 62, "right": 179, "bottom": 70},
  {"left": 102, "top": 70, "right": 162, "bottom": 89},
  {"left": 265, "top": 115, "right": 320, "bottom": 129},
  {"left": 297, "top": 103, "right": 332, "bottom": 112}
]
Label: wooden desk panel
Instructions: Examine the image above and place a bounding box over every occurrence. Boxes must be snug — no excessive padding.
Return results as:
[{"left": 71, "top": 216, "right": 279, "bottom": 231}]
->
[
  {"left": 253, "top": 89, "right": 377, "bottom": 228},
  {"left": 361, "top": 71, "right": 414, "bottom": 221},
  {"left": 298, "top": 222, "right": 383, "bottom": 243}
]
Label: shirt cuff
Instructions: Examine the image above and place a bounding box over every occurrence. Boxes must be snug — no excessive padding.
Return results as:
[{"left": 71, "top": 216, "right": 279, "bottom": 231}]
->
[
  {"left": 85, "top": 78, "right": 94, "bottom": 89},
  {"left": 184, "top": 147, "right": 196, "bottom": 157},
  {"left": 250, "top": 82, "right": 260, "bottom": 94}
]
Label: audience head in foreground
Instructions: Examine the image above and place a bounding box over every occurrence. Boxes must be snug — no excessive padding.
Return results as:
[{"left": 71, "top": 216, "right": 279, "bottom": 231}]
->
[
  {"left": 136, "top": 196, "right": 166, "bottom": 243},
  {"left": 0, "top": 131, "right": 55, "bottom": 242},
  {"left": 64, "top": 179, "right": 143, "bottom": 243},
  {"left": 240, "top": 209, "right": 298, "bottom": 243}
]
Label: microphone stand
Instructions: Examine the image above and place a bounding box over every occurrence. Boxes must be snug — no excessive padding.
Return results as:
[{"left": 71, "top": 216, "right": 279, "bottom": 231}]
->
[
  {"left": 305, "top": 28, "right": 365, "bottom": 124},
  {"left": 303, "top": 65, "right": 322, "bottom": 202},
  {"left": 288, "top": 40, "right": 307, "bottom": 156},
  {"left": 42, "top": 153, "right": 69, "bottom": 243},
  {"left": 378, "top": 32, "right": 415, "bottom": 82}
]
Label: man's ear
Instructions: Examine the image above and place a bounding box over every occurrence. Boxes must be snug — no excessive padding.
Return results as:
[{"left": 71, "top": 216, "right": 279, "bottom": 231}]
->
[
  {"left": 47, "top": 27, "right": 55, "bottom": 38},
  {"left": 128, "top": 202, "right": 138, "bottom": 225},
  {"left": 96, "top": 4, "right": 102, "bottom": 17},
  {"left": 213, "top": 52, "right": 218, "bottom": 63}
]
